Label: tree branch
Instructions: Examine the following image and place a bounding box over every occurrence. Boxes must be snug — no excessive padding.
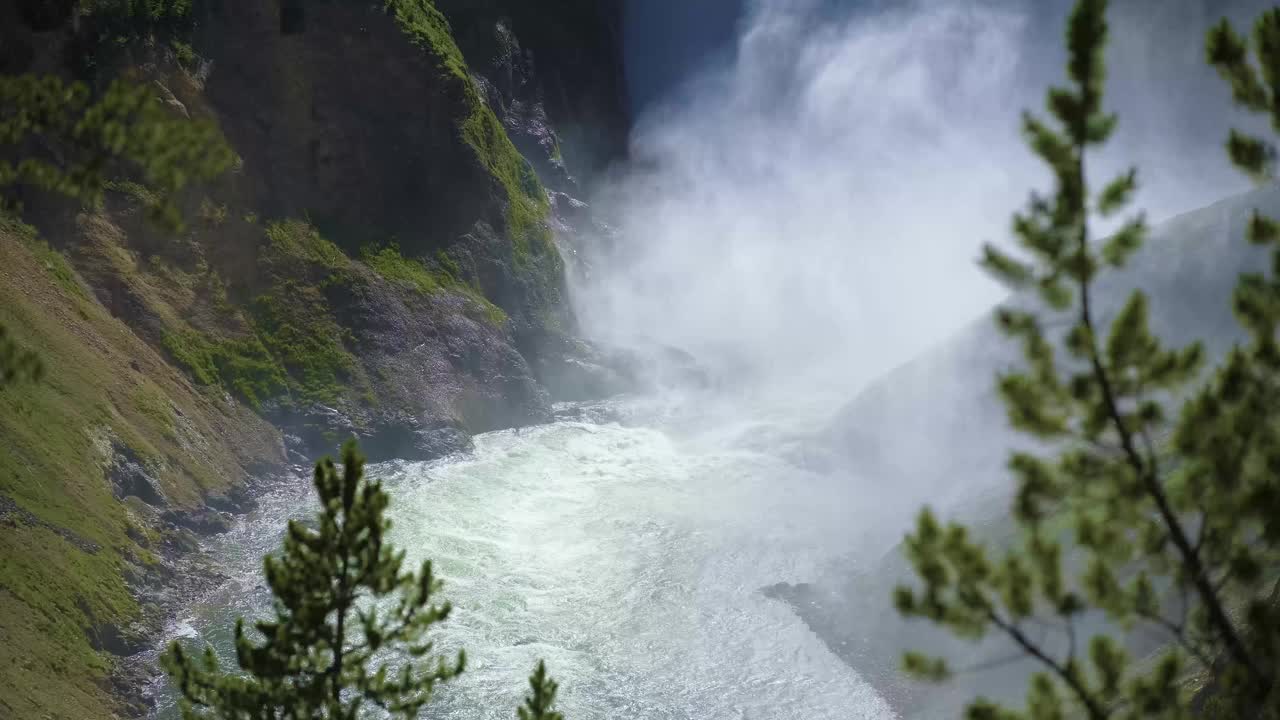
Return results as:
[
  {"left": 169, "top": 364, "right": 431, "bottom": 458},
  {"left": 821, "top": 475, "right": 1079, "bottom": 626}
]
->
[
  {"left": 988, "top": 610, "right": 1110, "bottom": 719},
  {"left": 1132, "top": 603, "right": 1215, "bottom": 669},
  {"left": 1074, "top": 151, "right": 1264, "bottom": 688}
]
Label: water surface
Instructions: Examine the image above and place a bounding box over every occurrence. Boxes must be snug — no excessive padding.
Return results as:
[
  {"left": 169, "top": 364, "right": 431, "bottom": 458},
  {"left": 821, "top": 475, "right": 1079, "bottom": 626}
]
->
[{"left": 153, "top": 394, "right": 893, "bottom": 719}]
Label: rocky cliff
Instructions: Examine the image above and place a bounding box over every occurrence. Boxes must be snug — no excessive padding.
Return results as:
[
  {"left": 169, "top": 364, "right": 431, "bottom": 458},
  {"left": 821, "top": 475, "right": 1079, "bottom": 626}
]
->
[{"left": 0, "top": 1, "right": 627, "bottom": 717}]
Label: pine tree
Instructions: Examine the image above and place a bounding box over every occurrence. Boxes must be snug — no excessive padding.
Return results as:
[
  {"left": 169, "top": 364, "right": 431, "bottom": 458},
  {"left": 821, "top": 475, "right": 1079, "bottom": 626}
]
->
[
  {"left": 162, "top": 440, "right": 566, "bottom": 720},
  {"left": 0, "top": 66, "right": 234, "bottom": 386},
  {"left": 162, "top": 440, "right": 465, "bottom": 718},
  {"left": 517, "top": 661, "right": 564, "bottom": 720},
  {"left": 0, "top": 73, "right": 234, "bottom": 231},
  {"left": 893, "top": 1, "right": 1280, "bottom": 717}
]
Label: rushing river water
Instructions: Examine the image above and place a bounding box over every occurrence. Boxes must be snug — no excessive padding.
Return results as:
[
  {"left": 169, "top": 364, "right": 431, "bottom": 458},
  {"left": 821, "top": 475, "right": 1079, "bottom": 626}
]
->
[{"left": 149, "top": 391, "right": 896, "bottom": 719}]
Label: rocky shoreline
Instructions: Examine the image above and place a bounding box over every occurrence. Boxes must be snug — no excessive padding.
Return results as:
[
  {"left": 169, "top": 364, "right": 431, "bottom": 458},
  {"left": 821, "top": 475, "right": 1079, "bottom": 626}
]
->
[{"left": 104, "top": 466, "right": 297, "bottom": 717}]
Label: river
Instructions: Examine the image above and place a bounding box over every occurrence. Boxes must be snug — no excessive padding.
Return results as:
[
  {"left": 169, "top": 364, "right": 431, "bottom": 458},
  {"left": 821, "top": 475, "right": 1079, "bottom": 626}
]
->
[{"left": 148, "top": 390, "right": 897, "bottom": 719}]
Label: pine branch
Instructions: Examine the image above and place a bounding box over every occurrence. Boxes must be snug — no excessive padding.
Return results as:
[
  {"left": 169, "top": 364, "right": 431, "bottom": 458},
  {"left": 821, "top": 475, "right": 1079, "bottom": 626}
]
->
[
  {"left": 987, "top": 609, "right": 1111, "bottom": 719},
  {"left": 1131, "top": 603, "right": 1216, "bottom": 670},
  {"left": 1073, "top": 143, "right": 1265, "bottom": 691},
  {"left": 518, "top": 661, "right": 564, "bottom": 720}
]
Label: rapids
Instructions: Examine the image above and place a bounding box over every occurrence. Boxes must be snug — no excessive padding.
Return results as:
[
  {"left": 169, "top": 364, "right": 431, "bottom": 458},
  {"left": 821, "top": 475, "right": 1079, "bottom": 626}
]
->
[{"left": 149, "top": 392, "right": 897, "bottom": 719}]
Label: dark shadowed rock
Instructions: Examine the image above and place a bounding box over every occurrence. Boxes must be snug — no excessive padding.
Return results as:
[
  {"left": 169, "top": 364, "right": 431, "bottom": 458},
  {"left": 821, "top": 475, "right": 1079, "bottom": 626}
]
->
[
  {"left": 162, "top": 507, "right": 231, "bottom": 536},
  {"left": 204, "top": 484, "right": 257, "bottom": 514},
  {"left": 87, "top": 618, "right": 152, "bottom": 658},
  {"left": 15, "top": 0, "right": 74, "bottom": 32},
  {"left": 533, "top": 335, "right": 638, "bottom": 401},
  {"left": 107, "top": 442, "right": 167, "bottom": 507},
  {"left": 435, "top": 0, "right": 629, "bottom": 190}
]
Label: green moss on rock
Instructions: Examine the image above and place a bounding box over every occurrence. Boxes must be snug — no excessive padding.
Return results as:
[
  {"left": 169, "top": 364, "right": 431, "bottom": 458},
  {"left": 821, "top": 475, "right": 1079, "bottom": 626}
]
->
[
  {"left": 248, "top": 282, "right": 357, "bottom": 405},
  {"left": 362, "top": 243, "right": 447, "bottom": 295},
  {"left": 162, "top": 221, "right": 363, "bottom": 408},
  {"left": 460, "top": 106, "right": 552, "bottom": 259},
  {"left": 363, "top": 242, "right": 508, "bottom": 327},
  {"left": 162, "top": 330, "right": 286, "bottom": 409},
  {"left": 5, "top": 217, "right": 89, "bottom": 301},
  {"left": 384, "top": 0, "right": 555, "bottom": 261},
  {"left": 264, "top": 218, "right": 348, "bottom": 272}
]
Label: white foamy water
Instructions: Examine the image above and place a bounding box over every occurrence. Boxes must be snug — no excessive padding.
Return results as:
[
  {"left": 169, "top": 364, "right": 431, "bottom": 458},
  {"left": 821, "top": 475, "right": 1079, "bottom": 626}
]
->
[{"left": 151, "top": 393, "right": 895, "bottom": 719}]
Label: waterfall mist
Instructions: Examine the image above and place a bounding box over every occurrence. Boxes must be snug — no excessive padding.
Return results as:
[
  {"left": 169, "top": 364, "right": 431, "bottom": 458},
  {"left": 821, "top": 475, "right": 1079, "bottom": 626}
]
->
[
  {"left": 562, "top": 2, "right": 1280, "bottom": 713},
  {"left": 577, "top": 0, "right": 1264, "bottom": 406}
]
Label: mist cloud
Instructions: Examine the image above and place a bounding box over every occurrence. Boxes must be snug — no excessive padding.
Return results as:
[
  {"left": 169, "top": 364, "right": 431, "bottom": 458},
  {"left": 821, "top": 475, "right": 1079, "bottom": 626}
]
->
[{"left": 576, "top": 0, "right": 1265, "bottom": 399}]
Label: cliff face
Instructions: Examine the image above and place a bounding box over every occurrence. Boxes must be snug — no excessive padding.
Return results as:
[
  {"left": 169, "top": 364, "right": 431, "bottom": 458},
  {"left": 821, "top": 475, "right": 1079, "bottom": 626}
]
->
[
  {"left": 434, "top": 0, "right": 629, "bottom": 192},
  {"left": 0, "top": 1, "right": 628, "bottom": 717}
]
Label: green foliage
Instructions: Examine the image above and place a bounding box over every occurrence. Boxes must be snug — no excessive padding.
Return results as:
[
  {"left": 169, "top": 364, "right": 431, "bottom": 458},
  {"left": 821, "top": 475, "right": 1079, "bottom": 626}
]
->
[
  {"left": 250, "top": 221, "right": 362, "bottom": 404},
  {"left": 162, "top": 441, "right": 565, "bottom": 720},
  {"left": 31, "top": 240, "right": 88, "bottom": 302},
  {"left": 265, "top": 220, "right": 349, "bottom": 272},
  {"left": 0, "top": 217, "right": 283, "bottom": 719},
  {"left": 163, "top": 441, "right": 465, "bottom": 718},
  {"left": 0, "top": 74, "right": 233, "bottom": 231},
  {"left": 518, "top": 661, "right": 564, "bottom": 720},
  {"left": 0, "top": 12, "right": 239, "bottom": 718},
  {"left": 171, "top": 39, "right": 198, "bottom": 68},
  {"left": 105, "top": 178, "right": 161, "bottom": 207},
  {"left": 471, "top": 295, "right": 508, "bottom": 328},
  {"left": 79, "top": 0, "right": 193, "bottom": 27},
  {"left": 0, "top": 216, "right": 52, "bottom": 391},
  {"left": 362, "top": 243, "right": 446, "bottom": 295},
  {"left": 162, "top": 330, "right": 286, "bottom": 409},
  {"left": 76, "top": 0, "right": 194, "bottom": 69},
  {"left": 435, "top": 249, "right": 461, "bottom": 280},
  {"left": 198, "top": 197, "right": 228, "bottom": 227},
  {"left": 381, "top": 0, "right": 565, "bottom": 333},
  {"left": 249, "top": 285, "right": 357, "bottom": 405},
  {"left": 383, "top": 0, "right": 470, "bottom": 84},
  {"left": 363, "top": 243, "right": 509, "bottom": 326},
  {"left": 460, "top": 105, "right": 553, "bottom": 259},
  {"left": 895, "top": 1, "right": 1280, "bottom": 717},
  {"left": 163, "top": 222, "right": 361, "bottom": 408},
  {"left": 0, "top": 221, "right": 46, "bottom": 389}
]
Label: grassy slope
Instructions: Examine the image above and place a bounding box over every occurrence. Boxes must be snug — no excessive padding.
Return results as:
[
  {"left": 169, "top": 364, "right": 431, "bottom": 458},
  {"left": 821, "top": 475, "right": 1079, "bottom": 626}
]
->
[
  {"left": 0, "top": 215, "right": 281, "bottom": 719},
  {"left": 0, "top": 207, "right": 512, "bottom": 720},
  {"left": 160, "top": 218, "right": 506, "bottom": 411}
]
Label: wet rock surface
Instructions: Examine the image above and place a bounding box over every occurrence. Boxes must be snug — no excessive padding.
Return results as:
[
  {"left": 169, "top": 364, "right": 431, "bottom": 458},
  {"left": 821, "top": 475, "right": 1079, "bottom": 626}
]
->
[
  {"left": 108, "top": 442, "right": 168, "bottom": 507},
  {"left": 436, "top": 0, "right": 629, "bottom": 191},
  {"left": 533, "top": 335, "right": 639, "bottom": 401},
  {"left": 107, "top": 470, "right": 295, "bottom": 716}
]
